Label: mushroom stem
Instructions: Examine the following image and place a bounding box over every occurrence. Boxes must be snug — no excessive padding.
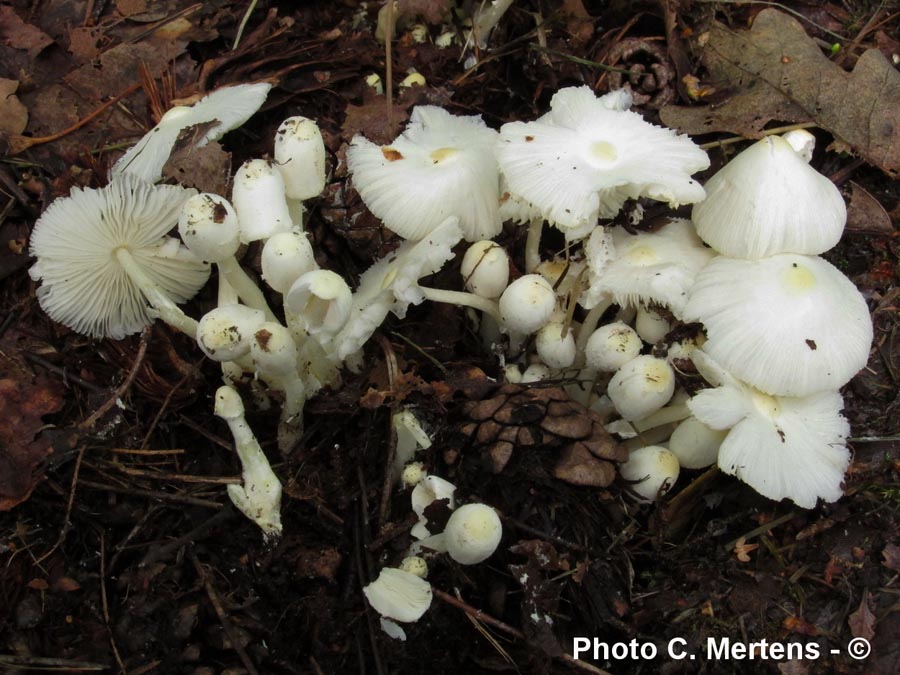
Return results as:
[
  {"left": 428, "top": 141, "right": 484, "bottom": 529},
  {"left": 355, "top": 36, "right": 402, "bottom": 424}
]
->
[
  {"left": 419, "top": 286, "right": 502, "bottom": 322},
  {"left": 114, "top": 247, "right": 199, "bottom": 336},
  {"left": 574, "top": 295, "right": 613, "bottom": 367},
  {"left": 214, "top": 385, "right": 283, "bottom": 539},
  {"left": 217, "top": 256, "right": 279, "bottom": 322},
  {"left": 525, "top": 218, "right": 543, "bottom": 273},
  {"left": 631, "top": 402, "right": 692, "bottom": 432}
]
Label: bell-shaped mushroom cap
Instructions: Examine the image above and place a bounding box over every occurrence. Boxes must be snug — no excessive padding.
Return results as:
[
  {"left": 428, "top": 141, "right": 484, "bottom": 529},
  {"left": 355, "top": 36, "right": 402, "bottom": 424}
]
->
[
  {"left": 584, "top": 321, "right": 642, "bottom": 372},
  {"left": 232, "top": 159, "right": 294, "bottom": 243},
  {"left": 691, "top": 135, "right": 846, "bottom": 259},
  {"left": 285, "top": 270, "right": 353, "bottom": 337},
  {"left": 111, "top": 82, "right": 272, "bottom": 183},
  {"left": 444, "top": 503, "right": 503, "bottom": 565},
  {"left": 273, "top": 116, "right": 326, "bottom": 200},
  {"left": 688, "top": 352, "right": 850, "bottom": 508},
  {"left": 29, "top": 175, "right": 208, "bottom": 339},
  {"left": 683, "top": 254, "right": 873, "bottom": 397},
  {"left": 496, "top": 86, "right": 709, "bottom": 240},
  {"left": 461, "top": 240, "right": 510, "bottom": 299},
  {"left": 363, "top": 568, "right": 433, "bottom": 623},
  {"left": 347, "top": 105, "right": 501, "bottom": 242},
  {"left": 260, "top": 231, "right": 318, "bottom": 293},
  {"left": 591, "top": 219, "right": 714, "bottom": 318}
]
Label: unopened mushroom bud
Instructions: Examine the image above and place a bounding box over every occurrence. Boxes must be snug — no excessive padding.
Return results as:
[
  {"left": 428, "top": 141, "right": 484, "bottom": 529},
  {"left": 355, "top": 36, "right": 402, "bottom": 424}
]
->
[
  {"left": 399, "top": 556, "right": 429, "bottom": 578},
  {"left": 400, "top": 71, "right": 426, "bottom": 88},
  {"left": 179, "top": 193, "right": 277, "bottom": 320},
  {"left": 401, "top": 462, "right": 426, "bottom": 487},
  {"left": 668, "top": 416, "right": 726, "bottom": 469},
  {"left": 584, "top": 322, "right": 642, "bottom": 372},
  {"left": 619, "top": 445, "right": 680, "bottom": 502},
  {"left": 214, "top": 385, "right": 283, "bottom": 538},
  {"left": 197, "top": 304, "right": 266, "bottom": 362},
  {"left": 444, "top": 503, "right": 502, "bottom": 565},
  {"left": 499, "top": 274, "right": 557, "bottom": 351},
  {"left": 285, "top": 269, "right": 352, "bottom": 339},
  {"left": 608, "top": 355, "right": 676, "bottom": 421},
  {"left": 461, "top": 240, "right": 510, "bottom": 299},
  {"left": 232, "top": 159, "right": 294, "bottom": 243},
  {"left": 274, "top": 116, "right": 326, "bottom": 201},
  {"left": 261, "top": 232, "right": 318, "bottom": 293},
  {"left": 635, "top": 306, "right": 671, "bottom": 344},
  {"left": 782, "top": 129, "right": 816, "bottom": 163},
  {"left": 535, "top": 319, "right": 576, "bottom": 369}
]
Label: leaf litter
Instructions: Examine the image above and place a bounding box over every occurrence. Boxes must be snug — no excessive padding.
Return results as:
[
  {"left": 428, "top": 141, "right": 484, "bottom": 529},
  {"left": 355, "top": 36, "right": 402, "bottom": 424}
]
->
[{"left": 660, "top": 8, "right": 900, "bottom": 176}]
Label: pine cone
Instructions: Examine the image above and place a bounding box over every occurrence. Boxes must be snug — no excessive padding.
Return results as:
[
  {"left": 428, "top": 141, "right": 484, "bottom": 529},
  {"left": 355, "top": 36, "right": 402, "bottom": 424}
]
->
[{"left": 459, "top": 384, "right": 627, "bottom": 488}]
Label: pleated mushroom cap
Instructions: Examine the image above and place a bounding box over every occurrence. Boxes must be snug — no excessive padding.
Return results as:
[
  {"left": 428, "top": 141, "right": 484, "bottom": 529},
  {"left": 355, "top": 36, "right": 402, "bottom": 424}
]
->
[
  {"left": 496, "top": 86, "right": 709, "bottom": 240},
  {"left": 29, "top": 175, "right": 208, "bottom": 339},
  {"left": 347, "top": 106, "right": 501, "bottom": 242},
  {"left": 688, "top": 352, "right": 850, "bottom": 509},
  {"left": 691, "top": 135, "right": 846, "bottom": 259},
  {"left": 683, "top": 254, "right": 872, "bottom": 397}
]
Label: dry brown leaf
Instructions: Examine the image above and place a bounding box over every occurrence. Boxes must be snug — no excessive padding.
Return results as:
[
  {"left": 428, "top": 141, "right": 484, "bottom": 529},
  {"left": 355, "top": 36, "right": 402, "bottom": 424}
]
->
[
  {"left": 883, "top": 542, "right": 900, "bottom": 573},
  {"left": 848, "top": 591, "right": 876, "bottom": 641},
  {"left": 0, "top": 6, "right": 54, "bottom": 56},
  {"left": 846, "top": 181, "right": 893, "bottom": 234},
  {"left": 398, "top": 0, "right": 454, "bottom": 25},
  {"left": 0, "top": 78, "right": 28, "bottom": 134},
  {"left": 0, "top": 341, "right": 65, "bottom": 511},
  {"left": 162, "top": 136, "right": 232, "bottom": 196},
  {"left": 660, "top": 9, "right": 900, "bottom": 176}
]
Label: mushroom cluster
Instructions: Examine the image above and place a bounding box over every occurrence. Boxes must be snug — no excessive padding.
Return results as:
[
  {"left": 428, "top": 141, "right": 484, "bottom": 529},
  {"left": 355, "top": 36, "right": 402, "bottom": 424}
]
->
[{"left": 28, "top": 81, "right": 871, "bottom": 539}]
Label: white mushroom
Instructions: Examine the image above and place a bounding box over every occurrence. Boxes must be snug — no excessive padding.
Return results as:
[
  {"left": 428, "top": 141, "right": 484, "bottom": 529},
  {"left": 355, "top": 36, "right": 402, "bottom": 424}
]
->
[
  {"left": 444, "top": 503, "right": 503, "bottom": 565},
  {"left": 607, "top": 355, "right": 676, "bottom": 421},
  {"left": 29, "top": 175, "right": 207, "bottom": 339},
  {"left": 347, "top": 105, "right": 502, "bottom": 241},
  {"left": 496, "top": 86, "right": 709, "bottom": 240},
  {"left": 363, "top": 568, "right": 433, "bottom": 623},
  {"left": 110, "top": 82, "right": 272, "bottom": 183},
  {"left": 214, "top": 385, "right": 283, "bottom": 538},
  {"left": 273, "top": 116, "right": 327, "bottom": 201},
  {"left": 683, "top": 254, "right": 873, "bottom": 397},
  {"left": 692, "top": 133, "right": 846, "bottom": 259},
  {"left": 619, "top": 445, "right": 680, "bottom": 502}
]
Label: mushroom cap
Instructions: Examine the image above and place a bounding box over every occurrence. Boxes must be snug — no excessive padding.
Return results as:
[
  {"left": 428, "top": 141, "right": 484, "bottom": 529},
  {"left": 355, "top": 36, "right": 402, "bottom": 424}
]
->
[
  {"left": 273, "top": 116, "right": 326, "bottom": 200},
  {"left": 668, "top": 416, "right": 726, "bottom": 469},
  {"left": 584, "top": 321, "right": 642, "bottom": 372},
  {"left": 535, "top": 320, "right": 577, "bottom": 369},
  {"left": 498, "top": 274, "right": 557, "bottom": 336},
  {"left": 29, "top": 175, "right": 208, "bottom": 339},
  {"left": 178, "top": 193, "right": 241, "bottom": 263},
  {"left": 197, "top": 304, "right": 266, "bottom": 362},
  {"left": 460, "top": 240, "right": 510, "bottom": 299},
  {"left": 444, "top": 503, "right": 503, "bottom": 565},
  {"left": 607, "top": 355, "right": 676, "bottom": 421},
  {"left": 496, "top": 86, "right": 709, "bottom": 239},
  {"left": 619, "top": 445, "right": 680, "bottom": 502},
  {"left": 111, "top": 82, "right": 272, "bottom": 183},
  {"left": 691, "top": 135, "right": 846, "bottom": 259},
  {"left": 363, "top": 568, "right": 433, "bottom": 623},
  {"left": 285, "top": 270, "right": 352, "bottom": 337},
  {"left": 683, "top": 254, "right": 873, "bottom": 397},
  {"left": 260, "top": 231, "right": 318, "bottom": 293},
  {"left": 347, "top": 105, "right": 501, "bottom": 242},
  {"left": 592, "top": 219, "right": 714, "bottom": 318},
  {"left": 232, "top": 159, "right": 294, "bottom": 243},
  {"left": 688, "top": 354, "right": 850, "bottom": 508}
]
